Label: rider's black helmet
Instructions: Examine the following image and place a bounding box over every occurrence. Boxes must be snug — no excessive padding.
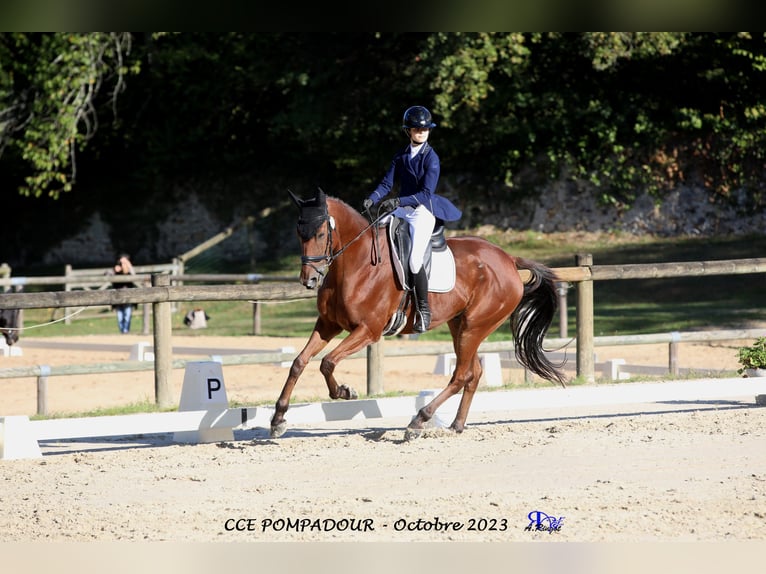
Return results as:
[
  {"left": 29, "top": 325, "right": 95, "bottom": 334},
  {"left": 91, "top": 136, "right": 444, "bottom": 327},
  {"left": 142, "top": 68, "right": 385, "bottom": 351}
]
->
[{"left": 402, "top": 105, "right": 437, "bottom": 130}]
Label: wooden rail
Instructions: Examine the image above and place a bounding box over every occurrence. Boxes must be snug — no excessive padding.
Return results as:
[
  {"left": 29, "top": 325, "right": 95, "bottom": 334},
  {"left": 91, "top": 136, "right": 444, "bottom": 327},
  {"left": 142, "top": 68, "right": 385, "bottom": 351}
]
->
[
  {"left": 0, "top": 256, "right": 764, "bottom": 408},
  {"left": 2, "top": 327, "right": 763, "bottom": 417}
]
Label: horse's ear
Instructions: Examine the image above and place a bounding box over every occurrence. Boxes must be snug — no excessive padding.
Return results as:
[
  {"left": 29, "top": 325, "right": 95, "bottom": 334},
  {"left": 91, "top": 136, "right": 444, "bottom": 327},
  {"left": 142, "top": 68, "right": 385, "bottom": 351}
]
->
[
  {"left": 316, "top": 187, "right": 326, "bottom": 204},
  {"left": 287, "top": 189, "right": 303, "bottom": 208}
]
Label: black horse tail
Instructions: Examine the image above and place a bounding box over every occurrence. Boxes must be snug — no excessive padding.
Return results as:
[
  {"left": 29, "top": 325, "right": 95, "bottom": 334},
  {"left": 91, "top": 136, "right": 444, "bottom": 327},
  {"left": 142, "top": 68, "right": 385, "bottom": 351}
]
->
[{"left": 510, "top": 258, "right": 567, "bottom": 387}]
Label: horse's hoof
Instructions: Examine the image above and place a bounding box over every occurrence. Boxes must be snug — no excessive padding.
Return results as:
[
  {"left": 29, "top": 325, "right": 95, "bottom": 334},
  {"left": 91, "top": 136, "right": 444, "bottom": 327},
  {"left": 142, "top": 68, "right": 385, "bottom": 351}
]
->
[
  {"left": 339, "top": 385, "right": 358, "bottom": 400},
  {"left": 270, "top": 421, "right": 287, "bottom": 439},
  {"left": 404, "top": 416, "right": 424, "bottom": 441},
  {"left": 404, "top": 426, "right": 423, "bottom": 441}
]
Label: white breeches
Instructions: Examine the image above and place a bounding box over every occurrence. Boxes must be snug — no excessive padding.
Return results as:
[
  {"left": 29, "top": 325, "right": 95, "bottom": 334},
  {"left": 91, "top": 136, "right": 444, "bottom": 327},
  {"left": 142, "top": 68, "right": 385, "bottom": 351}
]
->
[{"left": 393, "top": 204, "right": 435, "bottom": 274}]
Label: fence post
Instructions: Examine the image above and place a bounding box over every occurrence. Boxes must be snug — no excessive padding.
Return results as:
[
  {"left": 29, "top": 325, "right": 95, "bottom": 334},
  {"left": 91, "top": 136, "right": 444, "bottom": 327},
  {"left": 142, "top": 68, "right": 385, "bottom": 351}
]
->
[
  {"left": 556, "top": 282, "right": 569, "bottom": 337},
  {"left": 252, "top": 302, "right": 261, "bottom": 335},
  {"left": 36, "top": 366, "right": 50, "bottom": 416},
  {"left": 669, "top": 331, "right": 680, "bottom": 376},
  {"left": 575, "top": 253, "right": 595, "bottom": 383},
  {"left": 64, "top": 264, "right": 73, "bottom": 325},
  {"left": 152, "top": 274, "right": 174, "bottom": 408},
  {"left": 367, "top": 341, "right": 383, "bottom": 395}
]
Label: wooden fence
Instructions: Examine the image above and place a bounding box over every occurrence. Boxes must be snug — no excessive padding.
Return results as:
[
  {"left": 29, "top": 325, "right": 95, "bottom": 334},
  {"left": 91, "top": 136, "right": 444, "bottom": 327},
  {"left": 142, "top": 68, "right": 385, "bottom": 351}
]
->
[
  {"left": 0, "top": 255, "right": 764, "bottom": 411},
  {"left": 61, "top": 260, "right": 183, "bottom": 325},
  {"left": 0, "top": 269, "right": 298, "bottom": 336}
]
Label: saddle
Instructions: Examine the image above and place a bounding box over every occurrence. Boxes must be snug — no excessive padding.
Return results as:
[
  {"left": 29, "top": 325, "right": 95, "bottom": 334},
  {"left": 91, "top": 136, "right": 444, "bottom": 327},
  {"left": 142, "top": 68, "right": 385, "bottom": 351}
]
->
[{"left": 381, "top": 216, "right": 456, "bottom": 336}]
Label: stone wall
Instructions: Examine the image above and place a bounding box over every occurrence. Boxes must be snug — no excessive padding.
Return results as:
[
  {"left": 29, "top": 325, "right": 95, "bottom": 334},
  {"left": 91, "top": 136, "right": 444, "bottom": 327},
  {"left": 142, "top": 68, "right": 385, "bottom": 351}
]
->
[
  {"left": 36, "top": 182, "right": 766, "bottom": 268},
  {"left": 483, "top": 182, "right": 765, "bottom": 237},
  {"left": 41, "top": 193, "right": 259, "bottom": 268}
]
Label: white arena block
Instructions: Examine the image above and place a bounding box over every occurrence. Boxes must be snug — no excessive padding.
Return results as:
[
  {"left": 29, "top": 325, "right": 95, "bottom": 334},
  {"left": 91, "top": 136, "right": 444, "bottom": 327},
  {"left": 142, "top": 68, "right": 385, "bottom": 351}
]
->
[
  {"left": 480, "top": 353, "right": 503, "bottom": 387},
  {"left": 433, "top": 353, "right": 457, "bottom": 375},
  {"left": 0, "top": 340, "right": 22, "bottom": 357},
  {"left": 279, "top": 346, "right": 295, "bottom": 368},
  {"left": 129, "top": 341, "right": 154, "bottom": 361},
  {"left": 0, "top": 416, "right": 43, "bottom": 460},
  {"left": 602, "top": 358, "right": 630, "bottom": 381},
  {"left": 433, "top": 352, "right": 503, "bottom": 387},
  {"left": 174, "top": 361, "right": 233, "bottom": 443}
]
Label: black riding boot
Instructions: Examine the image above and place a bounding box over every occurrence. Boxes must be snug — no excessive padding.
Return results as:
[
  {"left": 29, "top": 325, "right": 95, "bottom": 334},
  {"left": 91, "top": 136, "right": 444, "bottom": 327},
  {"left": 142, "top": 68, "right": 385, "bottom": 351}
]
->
[{"left": 413, "top": 267, "right": 431, "bottom": 333}]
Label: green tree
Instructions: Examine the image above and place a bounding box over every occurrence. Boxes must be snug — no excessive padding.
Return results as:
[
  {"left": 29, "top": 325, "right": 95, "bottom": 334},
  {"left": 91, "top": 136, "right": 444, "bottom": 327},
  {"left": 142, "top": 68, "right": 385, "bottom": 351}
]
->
[
  {"left": 0, "top": 32, "right": 138, "bottom": 198},
  {"left": 416, "top": 32, "right": 766, "bottom": 209},
  {"left": 4, "top": 32, "right": 766, "bottom": 215}
]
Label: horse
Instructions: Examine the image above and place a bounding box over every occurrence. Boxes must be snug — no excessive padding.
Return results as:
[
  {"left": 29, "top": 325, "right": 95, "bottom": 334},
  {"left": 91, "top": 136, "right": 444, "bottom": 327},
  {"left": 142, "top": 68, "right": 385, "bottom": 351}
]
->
[{"left": 271, "top": 188, "right": 566, "bottom": 440}]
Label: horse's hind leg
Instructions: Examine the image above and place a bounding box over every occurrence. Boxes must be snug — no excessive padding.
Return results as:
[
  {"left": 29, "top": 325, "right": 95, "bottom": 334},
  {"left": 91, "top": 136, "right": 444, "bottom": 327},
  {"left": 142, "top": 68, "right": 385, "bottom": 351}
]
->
[
  {"left": 448, "top": 353, "right": 483, "bottom": 433},
  {"left": 411, "top": 310, "right": 517, "bottom": 439},
  {"left": 404, "top": 352, "right": 482, "bottom": 440},
  {"left": 406, "top": 310, "right": 505, "bottom": 440}
]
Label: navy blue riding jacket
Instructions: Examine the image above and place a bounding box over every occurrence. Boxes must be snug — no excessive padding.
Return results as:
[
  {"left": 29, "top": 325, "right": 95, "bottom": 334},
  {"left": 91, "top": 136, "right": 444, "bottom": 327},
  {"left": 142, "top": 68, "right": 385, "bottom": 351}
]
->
[{"left": 367, "top": 143, "right": 462, "bottom": 222}]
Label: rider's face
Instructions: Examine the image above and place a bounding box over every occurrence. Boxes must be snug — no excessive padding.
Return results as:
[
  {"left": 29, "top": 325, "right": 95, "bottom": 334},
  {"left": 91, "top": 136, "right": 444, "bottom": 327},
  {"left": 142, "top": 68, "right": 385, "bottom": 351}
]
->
[{"left": 408, "top": 127, "right": 430, "bottom": 145}]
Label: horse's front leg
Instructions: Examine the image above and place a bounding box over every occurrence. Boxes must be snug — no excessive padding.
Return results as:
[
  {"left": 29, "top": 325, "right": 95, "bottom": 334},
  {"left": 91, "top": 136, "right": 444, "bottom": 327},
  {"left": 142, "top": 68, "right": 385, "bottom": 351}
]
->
[
  {"left": 270, "top": 323, "right": 340, "bottom": 438},
  {"left": 318, "top": 323, "right": 377, "bottom": 401}
]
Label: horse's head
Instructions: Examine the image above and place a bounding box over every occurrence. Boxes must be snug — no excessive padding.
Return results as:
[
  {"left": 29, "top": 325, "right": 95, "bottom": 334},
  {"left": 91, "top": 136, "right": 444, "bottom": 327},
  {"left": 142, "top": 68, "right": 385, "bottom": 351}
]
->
[
  {"left": 0, "top": 308, "right": 20, "bottom": 346},
  {"left": 289, "top": 188, "right": 336, "bottom": 289}
]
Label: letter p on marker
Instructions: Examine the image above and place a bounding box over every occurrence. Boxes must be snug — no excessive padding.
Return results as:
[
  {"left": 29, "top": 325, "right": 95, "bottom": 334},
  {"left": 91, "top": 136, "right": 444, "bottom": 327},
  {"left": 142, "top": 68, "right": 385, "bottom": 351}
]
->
[{"left": 207, "top": 377, "right": 221, "bottom": 399}]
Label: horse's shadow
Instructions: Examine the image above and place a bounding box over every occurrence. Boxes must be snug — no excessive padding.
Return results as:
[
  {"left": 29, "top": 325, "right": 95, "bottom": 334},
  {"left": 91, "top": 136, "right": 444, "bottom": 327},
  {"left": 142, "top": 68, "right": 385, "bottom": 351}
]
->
[{"left": 238, "top": 397, "right": 759, "bottom": 446}]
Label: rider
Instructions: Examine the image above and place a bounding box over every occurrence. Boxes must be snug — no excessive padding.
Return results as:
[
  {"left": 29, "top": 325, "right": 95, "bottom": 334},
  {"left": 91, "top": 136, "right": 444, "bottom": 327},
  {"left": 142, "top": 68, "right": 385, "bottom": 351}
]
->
[{"left": 363, "top": 105, "right": 462, "bottom": 333}]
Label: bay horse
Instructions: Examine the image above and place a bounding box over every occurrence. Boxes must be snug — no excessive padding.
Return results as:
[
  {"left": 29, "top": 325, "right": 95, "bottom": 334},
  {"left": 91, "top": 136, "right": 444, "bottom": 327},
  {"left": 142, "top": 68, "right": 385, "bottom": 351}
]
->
[{"left": 271, "top": 188, "right": 566, "bottom": 440}]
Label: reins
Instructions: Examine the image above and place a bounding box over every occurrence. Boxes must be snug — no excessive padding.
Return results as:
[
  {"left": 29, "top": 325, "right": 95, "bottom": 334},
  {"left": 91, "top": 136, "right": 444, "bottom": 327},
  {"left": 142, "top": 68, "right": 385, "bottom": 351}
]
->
[
  {"left": 333, "top": 209, "right": 389, "bottom": 261},
  {"left": 299, "top": 208, "right": 389, "bottom": 277}
]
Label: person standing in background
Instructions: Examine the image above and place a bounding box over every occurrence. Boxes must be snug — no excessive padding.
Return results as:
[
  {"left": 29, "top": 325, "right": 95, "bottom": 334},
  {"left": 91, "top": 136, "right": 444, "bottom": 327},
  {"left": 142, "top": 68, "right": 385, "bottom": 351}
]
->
[{"left": 109, "top": 253, "right": 136, "bottom": 334}]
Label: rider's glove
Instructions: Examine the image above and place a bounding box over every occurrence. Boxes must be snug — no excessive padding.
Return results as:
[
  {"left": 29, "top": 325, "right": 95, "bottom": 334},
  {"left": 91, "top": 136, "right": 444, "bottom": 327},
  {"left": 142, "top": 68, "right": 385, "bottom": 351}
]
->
[
  {"left": 380, "top": 197, "right": 400, "bottom": 212},
  {"left": 362, "top": 198, "right": 373, "bottom": 211}
]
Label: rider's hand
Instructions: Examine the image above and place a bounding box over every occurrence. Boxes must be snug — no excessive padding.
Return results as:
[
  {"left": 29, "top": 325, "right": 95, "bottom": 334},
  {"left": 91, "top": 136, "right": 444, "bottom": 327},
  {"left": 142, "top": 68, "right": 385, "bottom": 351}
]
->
[
  {"left": 380, "top": 197, "right": 400, "bottom": 212},
  {"left": 362, "top": 198, "right": 373, "bottom": 211}
]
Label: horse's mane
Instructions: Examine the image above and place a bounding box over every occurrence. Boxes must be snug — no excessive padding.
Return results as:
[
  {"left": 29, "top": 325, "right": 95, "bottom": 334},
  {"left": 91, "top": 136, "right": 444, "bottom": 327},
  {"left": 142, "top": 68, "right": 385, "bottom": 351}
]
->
[{"left": 326, "top": 196, "right": 369, "bottom": 232}]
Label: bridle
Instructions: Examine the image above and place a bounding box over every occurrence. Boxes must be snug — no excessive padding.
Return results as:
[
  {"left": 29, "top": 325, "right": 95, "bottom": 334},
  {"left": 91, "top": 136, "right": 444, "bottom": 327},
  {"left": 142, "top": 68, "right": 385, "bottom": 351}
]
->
[
  {"left": 298, "top": 208, "right": 389, "bottom": 280},
  {"left": 298, "top": 213, "right": 335, "bottom": 279}
]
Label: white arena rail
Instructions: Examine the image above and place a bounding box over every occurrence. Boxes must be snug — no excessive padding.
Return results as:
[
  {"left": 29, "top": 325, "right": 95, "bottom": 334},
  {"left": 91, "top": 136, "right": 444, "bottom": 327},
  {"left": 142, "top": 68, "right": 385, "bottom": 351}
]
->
[{"left": 3, "top": 359, "right": 765, "bottom": 460}]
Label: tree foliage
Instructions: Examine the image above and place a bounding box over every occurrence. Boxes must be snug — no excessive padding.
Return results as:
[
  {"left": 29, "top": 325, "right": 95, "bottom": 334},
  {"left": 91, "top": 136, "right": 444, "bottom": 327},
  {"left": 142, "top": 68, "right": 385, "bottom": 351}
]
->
[
  {"left": 3, "top": 32, "right": 766, "bottom": 212},
  {"left": 0, "top": 32, "right": 137, "bottom": 198}
]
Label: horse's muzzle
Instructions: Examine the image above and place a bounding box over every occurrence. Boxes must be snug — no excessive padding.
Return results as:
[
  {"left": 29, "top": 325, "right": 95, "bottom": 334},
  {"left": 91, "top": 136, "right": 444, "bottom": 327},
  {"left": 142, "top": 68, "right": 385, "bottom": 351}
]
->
[
  {"left": 302, "top": 275, "right": 320, "bottom": 290},
  {"left": 300, "top": 257, "right": 329, "bottom": 290}
]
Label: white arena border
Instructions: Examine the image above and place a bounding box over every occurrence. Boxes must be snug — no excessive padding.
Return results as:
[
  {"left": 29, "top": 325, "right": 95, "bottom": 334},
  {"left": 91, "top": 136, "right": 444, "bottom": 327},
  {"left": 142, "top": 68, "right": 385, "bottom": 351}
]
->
[{"left": 2, "top": 374, "right": 766, "bottom": 460}]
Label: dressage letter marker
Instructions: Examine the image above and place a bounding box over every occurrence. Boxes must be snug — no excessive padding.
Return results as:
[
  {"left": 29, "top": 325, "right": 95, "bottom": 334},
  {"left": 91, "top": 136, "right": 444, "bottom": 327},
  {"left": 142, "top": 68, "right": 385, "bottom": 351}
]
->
[{"left": 173, "top": 361, "right": 233, "bottom": 443}]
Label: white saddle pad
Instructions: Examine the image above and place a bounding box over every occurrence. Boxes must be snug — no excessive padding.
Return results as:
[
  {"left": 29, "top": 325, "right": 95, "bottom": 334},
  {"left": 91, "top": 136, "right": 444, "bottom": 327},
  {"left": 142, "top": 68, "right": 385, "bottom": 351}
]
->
[
  {"left": 387, "top": 218, "right": 456, "bottom": 293},
  {"left": 427, "top": 248, "right": 456, "bottom": 293}
]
